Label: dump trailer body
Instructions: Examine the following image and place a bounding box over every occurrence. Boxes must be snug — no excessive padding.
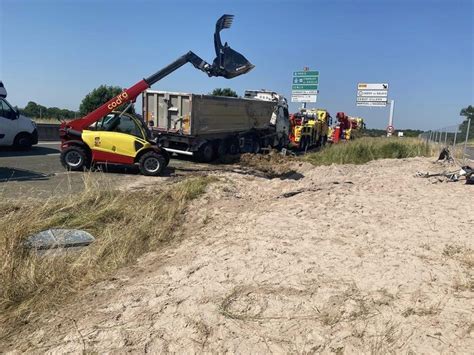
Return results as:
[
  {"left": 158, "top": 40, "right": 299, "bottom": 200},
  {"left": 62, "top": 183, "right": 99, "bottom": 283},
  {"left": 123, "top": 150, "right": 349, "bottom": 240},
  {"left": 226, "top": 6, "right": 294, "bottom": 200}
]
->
[
  {"left": 144, "top": 91, "right": 276, "bottom": 135},
  {"left": 142, "top": 90, "right": 289, "bottom": 159}
]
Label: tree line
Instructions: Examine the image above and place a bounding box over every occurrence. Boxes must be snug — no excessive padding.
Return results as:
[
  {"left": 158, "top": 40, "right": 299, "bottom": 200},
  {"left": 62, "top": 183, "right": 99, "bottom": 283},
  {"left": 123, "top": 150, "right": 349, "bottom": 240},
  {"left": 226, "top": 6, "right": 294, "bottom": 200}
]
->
[{"left": 20, "top": 101, "right": 78, "bottom": 120}]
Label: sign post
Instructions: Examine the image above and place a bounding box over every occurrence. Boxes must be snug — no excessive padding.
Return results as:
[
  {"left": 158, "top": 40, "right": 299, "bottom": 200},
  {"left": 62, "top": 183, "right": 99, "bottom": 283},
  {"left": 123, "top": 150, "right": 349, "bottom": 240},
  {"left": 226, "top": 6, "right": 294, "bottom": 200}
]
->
[
  {"left": 388, "top": 99, "right": 395, "bottom": 137},
  {"left": 292, "top": 68, "right": 319, "bottom": 107}
]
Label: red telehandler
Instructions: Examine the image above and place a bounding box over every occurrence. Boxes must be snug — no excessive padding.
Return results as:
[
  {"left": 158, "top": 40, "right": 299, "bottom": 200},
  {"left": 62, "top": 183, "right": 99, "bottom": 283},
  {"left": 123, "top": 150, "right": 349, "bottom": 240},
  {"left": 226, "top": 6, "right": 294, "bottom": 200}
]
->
[{"left": 59, "top": 15, "right": 253, "bottom": 176}]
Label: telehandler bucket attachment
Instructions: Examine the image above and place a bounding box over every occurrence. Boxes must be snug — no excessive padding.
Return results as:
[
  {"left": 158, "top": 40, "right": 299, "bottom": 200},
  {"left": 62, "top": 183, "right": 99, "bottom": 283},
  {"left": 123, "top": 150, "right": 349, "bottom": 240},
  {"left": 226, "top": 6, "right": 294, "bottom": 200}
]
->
[{"left": 212, "top": 14, "right": 254, "bottom": 79}]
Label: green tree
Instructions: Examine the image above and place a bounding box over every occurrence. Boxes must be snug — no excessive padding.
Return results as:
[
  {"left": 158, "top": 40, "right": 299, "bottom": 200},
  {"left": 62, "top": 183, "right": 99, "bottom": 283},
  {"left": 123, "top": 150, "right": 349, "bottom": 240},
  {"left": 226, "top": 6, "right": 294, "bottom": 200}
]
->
[
  {"left": 459, "top": 105, "right": 474, "bottom": 140},
  {"left": 210, "top": 88, "right": 238, "bottom": 97},
  {"left": 79, "top": 85, "right": 135, "bottom": 116},
  {"left": 21, "top": 101, "right": 39, "bottom": 118}
]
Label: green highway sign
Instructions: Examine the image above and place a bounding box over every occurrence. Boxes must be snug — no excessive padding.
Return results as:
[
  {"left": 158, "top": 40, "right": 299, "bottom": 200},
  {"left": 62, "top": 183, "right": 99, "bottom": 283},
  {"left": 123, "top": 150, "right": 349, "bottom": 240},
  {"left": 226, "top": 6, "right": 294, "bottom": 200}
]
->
[
  {"left": 293, "top": 71, "right": 319, "bottom": 77},
  {"left": 292, "top": 84, "right": 318, "bottom": 90},
  {"left": 292, "top": 77, "right": 318, "bottom": 84}
]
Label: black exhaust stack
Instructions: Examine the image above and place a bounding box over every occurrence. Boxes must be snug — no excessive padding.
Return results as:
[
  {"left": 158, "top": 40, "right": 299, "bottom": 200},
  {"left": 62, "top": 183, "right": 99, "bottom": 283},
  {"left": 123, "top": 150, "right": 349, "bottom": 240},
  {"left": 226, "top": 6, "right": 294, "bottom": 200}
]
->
[{"left": 211, "top": 15, "right": 254, "bottom": 79}]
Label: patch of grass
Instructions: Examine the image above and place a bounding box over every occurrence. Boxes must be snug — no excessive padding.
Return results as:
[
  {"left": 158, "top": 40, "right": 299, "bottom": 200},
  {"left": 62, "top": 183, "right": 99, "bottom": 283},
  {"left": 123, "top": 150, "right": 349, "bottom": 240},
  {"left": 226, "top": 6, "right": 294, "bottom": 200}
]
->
[
  {"left": 304, "top": 137, "right": 433, "bottom": 166},
  {"left": 0, "top": 176, "right": 216, "bottom": 335}
]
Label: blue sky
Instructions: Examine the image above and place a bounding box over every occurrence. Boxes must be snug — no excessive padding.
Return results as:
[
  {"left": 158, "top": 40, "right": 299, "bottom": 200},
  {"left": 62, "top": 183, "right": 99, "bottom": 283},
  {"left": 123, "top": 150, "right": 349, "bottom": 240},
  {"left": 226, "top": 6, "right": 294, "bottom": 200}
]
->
[{"left": 0, "top": 0, "right": 472, "bottom": 130}]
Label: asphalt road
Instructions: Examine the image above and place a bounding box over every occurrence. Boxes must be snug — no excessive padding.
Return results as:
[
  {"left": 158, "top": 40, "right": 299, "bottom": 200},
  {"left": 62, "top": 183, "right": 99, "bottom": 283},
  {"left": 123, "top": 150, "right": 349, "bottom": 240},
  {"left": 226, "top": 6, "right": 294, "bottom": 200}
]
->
[{"left": 0, "top": 142, "right": 208, "bottom": 199}]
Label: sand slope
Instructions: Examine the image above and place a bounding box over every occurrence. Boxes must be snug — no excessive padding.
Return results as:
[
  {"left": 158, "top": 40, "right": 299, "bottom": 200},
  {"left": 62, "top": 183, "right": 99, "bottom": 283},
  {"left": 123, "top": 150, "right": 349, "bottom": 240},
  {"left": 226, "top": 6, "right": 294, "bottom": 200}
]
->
[{"left": 2, "top": 157, "right": 473, "bottom": 353}]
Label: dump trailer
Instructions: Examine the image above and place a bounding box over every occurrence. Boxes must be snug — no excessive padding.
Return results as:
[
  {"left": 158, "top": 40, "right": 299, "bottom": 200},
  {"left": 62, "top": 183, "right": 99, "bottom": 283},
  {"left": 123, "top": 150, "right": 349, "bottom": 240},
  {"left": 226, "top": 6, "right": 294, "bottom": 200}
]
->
[{"left": 142, "top": 89, "right": 289, "bottom": 161}]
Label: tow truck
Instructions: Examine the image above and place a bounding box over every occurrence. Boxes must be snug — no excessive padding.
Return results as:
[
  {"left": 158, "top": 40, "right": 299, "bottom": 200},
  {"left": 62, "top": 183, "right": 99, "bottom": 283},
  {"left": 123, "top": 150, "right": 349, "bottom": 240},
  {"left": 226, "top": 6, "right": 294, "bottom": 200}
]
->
[
  {"left": 59, "top": 15, "right": 253, "bottom": 176},
  {"left": 328, "top": 112, "right": 365, "bottom": 143},
  {"left": 288, "top": 108, "right": 331, "bottom": 151}
]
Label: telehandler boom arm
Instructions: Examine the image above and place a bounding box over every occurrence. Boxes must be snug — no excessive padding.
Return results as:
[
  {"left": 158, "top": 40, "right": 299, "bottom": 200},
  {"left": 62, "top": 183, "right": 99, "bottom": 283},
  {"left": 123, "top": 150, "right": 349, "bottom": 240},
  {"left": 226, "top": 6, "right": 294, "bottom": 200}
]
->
[{"left": 61, "top": 14, "right": 253, "bottom": 137}]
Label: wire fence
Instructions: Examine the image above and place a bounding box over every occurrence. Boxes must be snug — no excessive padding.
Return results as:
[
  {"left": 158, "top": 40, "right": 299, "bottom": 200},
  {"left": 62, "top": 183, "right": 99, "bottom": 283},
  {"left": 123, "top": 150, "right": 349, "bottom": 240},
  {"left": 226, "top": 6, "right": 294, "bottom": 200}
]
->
[{"left": 419, "top": 118, "right": 472, "bottom": 160}]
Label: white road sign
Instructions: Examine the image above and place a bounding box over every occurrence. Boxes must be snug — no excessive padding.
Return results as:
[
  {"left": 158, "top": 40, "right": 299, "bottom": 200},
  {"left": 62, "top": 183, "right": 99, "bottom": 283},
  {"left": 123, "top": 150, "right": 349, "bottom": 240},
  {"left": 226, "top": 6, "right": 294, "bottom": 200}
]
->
[
  {"left": 292, "top": 90, "right": 319, "bottom": 95},
  {"left": 357, "top": 101, "right": 387, "bottom": 107},
  {"left": 357, "top": 83, "right": 388, "bottom": 90},
  {"left": 357, "top": 97, "right": 388, "bottom": 102},
  {"left": 292, "top": 94, "right": 317, "bottom": 103},
  {"left": 357, "top": 90, "right": 388, "bottom": 97},
  {"left": 357, "top": 82, "right": 389, "bottom": 107}
]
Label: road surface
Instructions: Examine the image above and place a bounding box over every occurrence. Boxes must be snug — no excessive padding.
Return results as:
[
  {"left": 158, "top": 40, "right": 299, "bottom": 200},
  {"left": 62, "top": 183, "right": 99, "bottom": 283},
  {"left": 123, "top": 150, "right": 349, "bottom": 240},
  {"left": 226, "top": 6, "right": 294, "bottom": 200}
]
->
[{"left": 0, "top": 142, "right": 209, "bottom": 199}]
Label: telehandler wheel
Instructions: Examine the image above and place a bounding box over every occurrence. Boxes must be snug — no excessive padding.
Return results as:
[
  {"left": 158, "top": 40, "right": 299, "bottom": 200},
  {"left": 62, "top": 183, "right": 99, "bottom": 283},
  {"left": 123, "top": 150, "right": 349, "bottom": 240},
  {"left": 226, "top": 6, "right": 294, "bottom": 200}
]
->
[
  {"left": 161, "top": 149, "right": 171, "bottom": 167},
  {"left": 60, "top": 146, "right": 90, "bottom": 171},
  {"left": 139, "top": 151, "right": 166, "bottom": 176}
]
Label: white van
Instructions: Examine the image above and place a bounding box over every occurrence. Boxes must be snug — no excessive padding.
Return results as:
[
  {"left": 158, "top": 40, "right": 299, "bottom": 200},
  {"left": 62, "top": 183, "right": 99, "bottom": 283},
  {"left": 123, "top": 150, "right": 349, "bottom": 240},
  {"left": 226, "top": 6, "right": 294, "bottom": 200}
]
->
[{"left": 0, "top": 81, "right": 38, "bottom": 149}]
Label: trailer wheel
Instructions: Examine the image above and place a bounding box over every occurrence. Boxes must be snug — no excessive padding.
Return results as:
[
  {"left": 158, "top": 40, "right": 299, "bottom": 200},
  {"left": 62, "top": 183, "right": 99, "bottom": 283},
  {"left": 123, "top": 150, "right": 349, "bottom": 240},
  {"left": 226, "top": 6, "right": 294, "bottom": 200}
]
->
[
  {"left": 227, "top": 138, "right": 240, "bottom": 155},
  {"left": 197, "top": 142, "right": 215, "bottom": 162},
  {"left": 252, "top": 138, "right": 261, "bottom": 154},
  {"left": 60, "top": 146, "right": 90, "bottom": 171},
  {"left": 139, "top": 151, "right": 166, "bottom": 176}
]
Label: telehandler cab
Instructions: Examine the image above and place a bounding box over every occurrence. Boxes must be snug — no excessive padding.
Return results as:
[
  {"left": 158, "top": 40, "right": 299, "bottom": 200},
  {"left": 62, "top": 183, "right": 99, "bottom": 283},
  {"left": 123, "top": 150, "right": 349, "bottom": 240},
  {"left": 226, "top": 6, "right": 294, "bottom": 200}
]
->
[{"left": 59, "top": 15, "right": 253, "bottom": 176}]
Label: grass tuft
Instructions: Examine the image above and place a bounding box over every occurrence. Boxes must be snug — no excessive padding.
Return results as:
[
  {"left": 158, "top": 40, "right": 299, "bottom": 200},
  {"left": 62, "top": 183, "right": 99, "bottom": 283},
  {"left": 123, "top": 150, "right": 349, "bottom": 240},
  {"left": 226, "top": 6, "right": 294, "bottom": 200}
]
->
[
  {"left": 0, "top": 175, "right": 216, "bottom": 335},
  {"left": 304, "top": 137, "right": 433, "bottom": 166}
]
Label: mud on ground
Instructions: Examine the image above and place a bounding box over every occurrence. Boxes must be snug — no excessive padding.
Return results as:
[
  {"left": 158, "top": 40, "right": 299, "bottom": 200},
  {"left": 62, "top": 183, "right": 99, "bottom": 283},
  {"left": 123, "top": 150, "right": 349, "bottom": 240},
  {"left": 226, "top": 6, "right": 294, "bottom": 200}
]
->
[{"left": 1, "top": 157, "right": 473, "bottom": 353}]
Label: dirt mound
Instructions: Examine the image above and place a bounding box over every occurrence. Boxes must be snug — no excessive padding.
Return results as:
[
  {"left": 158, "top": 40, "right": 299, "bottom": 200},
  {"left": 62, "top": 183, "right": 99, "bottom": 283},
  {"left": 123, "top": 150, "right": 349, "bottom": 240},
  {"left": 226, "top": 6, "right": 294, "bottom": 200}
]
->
[{"left": 238, "top": 151, "right": 300, "bottom": 179}]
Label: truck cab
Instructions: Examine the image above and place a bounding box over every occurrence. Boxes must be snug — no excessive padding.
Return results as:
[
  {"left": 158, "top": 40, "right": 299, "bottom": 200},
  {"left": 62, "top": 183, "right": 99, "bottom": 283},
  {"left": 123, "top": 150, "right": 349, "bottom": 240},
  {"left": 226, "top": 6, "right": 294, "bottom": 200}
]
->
[{"left": 0, "top": 81, "right": 38, "bottom": 149}]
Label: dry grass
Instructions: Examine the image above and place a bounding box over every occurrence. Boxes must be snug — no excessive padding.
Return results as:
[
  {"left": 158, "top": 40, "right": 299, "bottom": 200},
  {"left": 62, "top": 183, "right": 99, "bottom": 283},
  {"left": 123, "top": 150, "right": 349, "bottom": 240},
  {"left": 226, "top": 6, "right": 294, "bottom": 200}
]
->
[{"left": 0, "top": 175, "right": 216, "bottom": 336}]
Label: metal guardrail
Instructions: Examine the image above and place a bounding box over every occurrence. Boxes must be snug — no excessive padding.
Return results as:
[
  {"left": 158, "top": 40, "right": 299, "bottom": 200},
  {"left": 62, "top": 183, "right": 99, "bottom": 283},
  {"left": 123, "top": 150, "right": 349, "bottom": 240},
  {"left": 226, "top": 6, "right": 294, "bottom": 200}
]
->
[{"left": 37, "top": 123, "right": 60, "bottom": 141}]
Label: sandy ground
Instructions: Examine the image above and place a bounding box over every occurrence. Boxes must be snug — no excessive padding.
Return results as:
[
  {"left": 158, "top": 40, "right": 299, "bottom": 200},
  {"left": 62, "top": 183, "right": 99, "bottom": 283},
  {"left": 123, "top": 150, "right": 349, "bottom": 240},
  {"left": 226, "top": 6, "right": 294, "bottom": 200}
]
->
[{"left": 2, "top": 157, "right": 473, "bottom": 353}]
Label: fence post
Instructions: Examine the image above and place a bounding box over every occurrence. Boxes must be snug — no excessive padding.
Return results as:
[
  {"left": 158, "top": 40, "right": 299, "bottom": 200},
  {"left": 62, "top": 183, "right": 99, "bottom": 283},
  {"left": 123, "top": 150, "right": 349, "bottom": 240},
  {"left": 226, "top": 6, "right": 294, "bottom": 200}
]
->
[
  {"left": 453, "top": 128, "right": 458, "bottom": 151},
  {"left": 463, "top": 118, "right": 471, "bottom": 157}
]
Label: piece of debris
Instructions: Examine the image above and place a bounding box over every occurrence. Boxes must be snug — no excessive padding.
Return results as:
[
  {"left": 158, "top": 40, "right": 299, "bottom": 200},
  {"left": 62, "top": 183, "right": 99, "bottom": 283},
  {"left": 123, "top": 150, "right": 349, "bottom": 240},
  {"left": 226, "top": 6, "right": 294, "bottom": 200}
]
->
[
  {"left": 437, "top": 147, "right": 454, "bottom": 162},
  {"left": 415, "top": 165, "right": 473, "bottom": 184},
  {"left": 25, "top": 229, "right": 95, "bottom": 251}
]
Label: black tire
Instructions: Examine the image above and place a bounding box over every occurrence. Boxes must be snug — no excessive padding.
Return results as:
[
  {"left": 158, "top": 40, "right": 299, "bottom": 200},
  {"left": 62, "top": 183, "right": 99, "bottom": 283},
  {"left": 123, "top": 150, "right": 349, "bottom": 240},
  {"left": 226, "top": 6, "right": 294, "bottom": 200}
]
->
[
  {"left": 300, "top": 137, "right": 307, "bottom": 152},
  {"left": 321, "top": 135, "right": 327, "bottom": 146},
  {"left": 60, "top": 146, "right": 90, "bottom": 171},
  {"left": 227, "top": 138, "right": 240, "bottom": 155},
  {"left": 197, "top": 142, "right": 215, "bottom": 162},
  {"left": 13, "top": 133, "right": 33, "bottom": 150},
  {"left": 139, "top": 151, "right": 166, "bottom": 176},
  {"left": 252, "top": 138, "right": 261, "bottom": 154},
  {"left": 161, "top": 149, "right": 170, "bottom": 167},
  {"left": 217, "top": 140, "right": 227, "bottom": 158}
]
